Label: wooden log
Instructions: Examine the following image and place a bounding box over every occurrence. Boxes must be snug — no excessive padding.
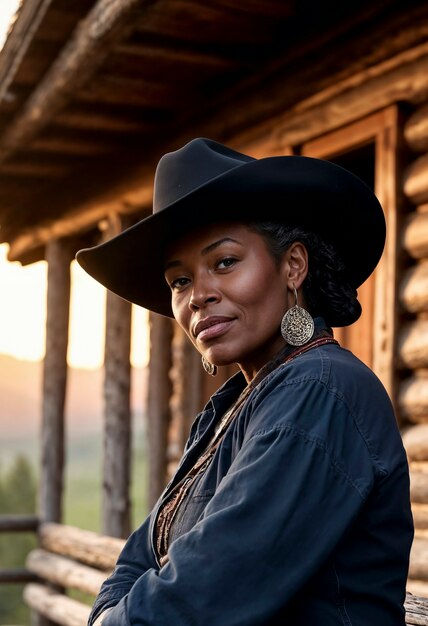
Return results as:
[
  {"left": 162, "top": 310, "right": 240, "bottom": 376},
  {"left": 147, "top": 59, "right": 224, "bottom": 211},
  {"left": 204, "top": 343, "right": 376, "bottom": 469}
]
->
[
  {"left": 147, "top": 313, "right": 173, "bottom": 508},
  {"left": 0, "top": 0, "right": 55, "bottom": 105},
  {"left": 402, "top": 209, "right": 428, "bottom": 260},
  {"left": 399, "top": 374, "right": 428, "bottom": 424},
  {"left": 405, "top": 103, "right": 428, "bottom": 153},
  {"left": 39, "top": 523, "right": 124, "bottom": 570},
  {"left": 404, "top": 155, "right": 428, "bottom": 206},
  {"left": 26, "top": 549, "right": 106, "bottom": 596},
  {"left": 169, "top": 326, "right": 203, "bottom": 460},
  {"left": 400, "top": 263, "right": 428, "bottom": 314},
  {"left": 102, "top": 215, "right": 133, "bottom": 539},
  {"left": 0, "top": 568, "right": 39, "bottom": 583},
  {"left": 405, "top": 591, "right": 428, "bottom": 624},
  {"left": 23, "top": 583, "right": 90, "bottom": 626},
  {"left": 410, "top": 537, "right": 428, "bottom": 581},
  {"left": 404, "top": 424, "right": 428, "bottom": 460},
  {"left": 398, "top": 321, "right": 428, "bottom": 370},
  {"left": 412, "top": 503, "right": 428, "bottom": 529},
  {"left": 0, "top": 514, "right": 39, "bottom": 532},
  {"left": 40, "top": 239, "right": 74, "bottom": 523},
  {"left": 411, "top": 465, "right": 428, "bottom": 504},
  {"left": 0, "top": 0, "right": 143, "bottom": 164}
]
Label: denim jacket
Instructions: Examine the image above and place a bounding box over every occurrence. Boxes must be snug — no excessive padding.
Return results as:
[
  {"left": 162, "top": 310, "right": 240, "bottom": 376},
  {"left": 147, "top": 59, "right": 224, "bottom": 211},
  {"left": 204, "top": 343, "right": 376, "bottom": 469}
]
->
[{"left": 90, "top": 336, "right": 413, "bottom": 626}]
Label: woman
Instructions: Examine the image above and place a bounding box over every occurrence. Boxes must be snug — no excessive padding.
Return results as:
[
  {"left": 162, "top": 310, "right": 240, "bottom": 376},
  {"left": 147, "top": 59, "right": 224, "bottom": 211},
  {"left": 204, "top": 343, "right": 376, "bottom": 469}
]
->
[{"left": 77, "top": 138, "right": 413, "bottom": 625}]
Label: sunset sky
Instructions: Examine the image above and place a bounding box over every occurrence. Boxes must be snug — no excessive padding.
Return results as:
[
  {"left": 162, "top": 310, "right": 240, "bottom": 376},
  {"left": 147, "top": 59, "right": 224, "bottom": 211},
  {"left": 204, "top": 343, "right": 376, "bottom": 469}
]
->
[{"left": 0, "top": 243, "right": 149, "bottom": 369}]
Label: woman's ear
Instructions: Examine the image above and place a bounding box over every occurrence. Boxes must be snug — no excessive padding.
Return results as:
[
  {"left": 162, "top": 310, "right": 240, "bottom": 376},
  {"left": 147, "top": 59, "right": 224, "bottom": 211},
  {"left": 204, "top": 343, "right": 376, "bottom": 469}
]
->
[{"left": 282, "top": 242, "right": 309, "bottom": 289}]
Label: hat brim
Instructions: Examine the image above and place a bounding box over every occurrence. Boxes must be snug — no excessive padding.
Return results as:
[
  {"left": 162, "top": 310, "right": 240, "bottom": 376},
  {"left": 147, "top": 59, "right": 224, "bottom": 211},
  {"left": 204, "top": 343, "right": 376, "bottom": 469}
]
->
[{"left": 76, "top": 156, "right": 386, "bottom": 318}]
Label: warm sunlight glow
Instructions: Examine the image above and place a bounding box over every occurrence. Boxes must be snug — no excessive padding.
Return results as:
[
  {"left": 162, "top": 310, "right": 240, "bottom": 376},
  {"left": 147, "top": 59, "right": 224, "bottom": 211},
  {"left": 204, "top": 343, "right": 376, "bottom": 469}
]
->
[
  {"left": 68, "top": 260, "right": 106, "bottom": 370},
  {"left": 0, "top": 0, "right": 21, "bottom": 51},
  {"left": 0, "top": 246, "right": 149, "bottom": 369},
  {"left": 0, "top": 244, "right": 47, "bottom": 361}
]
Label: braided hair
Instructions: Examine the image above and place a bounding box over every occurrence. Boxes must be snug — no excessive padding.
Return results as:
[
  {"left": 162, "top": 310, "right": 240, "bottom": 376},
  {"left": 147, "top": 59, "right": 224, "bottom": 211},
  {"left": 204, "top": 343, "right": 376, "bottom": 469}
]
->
[{"left": 249, "top": 221, "right": 361, "bottom": 327}]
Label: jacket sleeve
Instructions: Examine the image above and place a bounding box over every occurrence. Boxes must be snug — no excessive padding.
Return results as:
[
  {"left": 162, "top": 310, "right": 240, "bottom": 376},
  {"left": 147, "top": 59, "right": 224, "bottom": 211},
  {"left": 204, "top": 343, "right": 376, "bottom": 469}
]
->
[
  {"left": 88, "top": 516, "right": 158, "bottom": 624},
  {"left": 101, "top": 380, "right": 376, "bottom": 626}
]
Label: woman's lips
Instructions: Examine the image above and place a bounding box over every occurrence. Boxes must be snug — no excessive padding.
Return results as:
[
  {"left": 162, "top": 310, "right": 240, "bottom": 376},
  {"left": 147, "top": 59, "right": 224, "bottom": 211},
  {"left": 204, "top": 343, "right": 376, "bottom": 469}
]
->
[{"left": 193, "top": 317, "right": 235, "bottom": 342}]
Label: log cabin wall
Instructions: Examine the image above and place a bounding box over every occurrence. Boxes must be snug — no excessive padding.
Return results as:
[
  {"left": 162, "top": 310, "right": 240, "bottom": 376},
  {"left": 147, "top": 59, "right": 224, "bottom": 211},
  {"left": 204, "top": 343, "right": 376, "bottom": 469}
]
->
[{"left": 400, "top": 101, "right": 428, "bottom": 596}]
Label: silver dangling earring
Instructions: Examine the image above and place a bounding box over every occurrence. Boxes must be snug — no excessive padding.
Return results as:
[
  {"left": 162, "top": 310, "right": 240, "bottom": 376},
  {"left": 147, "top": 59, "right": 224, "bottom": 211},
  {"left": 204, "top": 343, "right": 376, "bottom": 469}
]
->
[
  {"left": 202, "top": 355, "right": 218, "bottom": 376},
  {"left": 281, "top": 286, "right": 314, "bottom": 346}
]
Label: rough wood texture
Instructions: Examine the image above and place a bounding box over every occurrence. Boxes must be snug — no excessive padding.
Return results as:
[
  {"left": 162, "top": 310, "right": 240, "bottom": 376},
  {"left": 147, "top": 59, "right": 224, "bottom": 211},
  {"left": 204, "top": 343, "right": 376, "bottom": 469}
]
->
[
  {"left": 169, "top": 326, "right": 203, "bottom": 462},
  {"left": 413, "top": 504, "right": 428, "bottom": 529},
  {"left": 273, "top": 45, "right": 428, "bottom": 150},
  {"left": 0, "top": 514, "right": 39, "bottom": 532},
  {"left": 24, "top": 583, "right": 90, "bottom": 626},
  {"left": 147, "top": 313, "right": 174, "bottom": 508},
  {"left": 404, "top": 155, "right": 428, "bottom": 206},
  {"left": 405, "top": 103, "right": 428, "bottom": 153},
  {"left": 0, "top": 568, "right": 38, "bottom": 583},
  {"left": 401, "top": 263, "right": 428, "bottom": 314},
  {"left": 102, "top": 216, "right": 132, "bottom": 539},
  {"left": 398, "top": 321, "right": 428, "bottom": 370},
  {"left": 0, "top": 0, "right": 143, "bottom": 164},
  {"left": 411, "top": 465, "right": 428, "bottom": 504},
  {"left": 39, "top": 523, "right": 124, "bottom": 571},
  {"left": 404, "top": 424, "right": 428, "bottom": 460},
  {"left": 410, "top": 537, "right": 428, "bottom": 581},
  {"left": 399, "top": 374, "right": 428, "bottom": 424},
  {"left": 406, "top": 592, "right": 428, "bottom": 624},
  {"left": 402, "top": 209, "right": 428, "bottom": 259},
  {"left": 26, "top": 549, "right": 106, "bottom": 596},
  {"left": 0, "top": 0, "right": 55, "bottom": 104},
  {"left": 40, "top": 239, "right": 74, "bottom": 523}
]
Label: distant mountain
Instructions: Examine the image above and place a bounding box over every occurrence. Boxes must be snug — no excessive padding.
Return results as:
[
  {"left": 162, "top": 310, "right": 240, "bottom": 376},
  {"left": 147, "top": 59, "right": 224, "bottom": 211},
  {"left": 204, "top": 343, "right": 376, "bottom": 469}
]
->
[{"left": 0, "top": 354, "right": 147, "bottom": 437}]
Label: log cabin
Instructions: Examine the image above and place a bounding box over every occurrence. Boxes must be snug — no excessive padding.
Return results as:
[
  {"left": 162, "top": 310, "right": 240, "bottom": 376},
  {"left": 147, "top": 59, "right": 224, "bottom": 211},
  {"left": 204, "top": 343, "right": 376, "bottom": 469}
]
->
[{"left": 2, "top": 0, "right": 428, "bottom": 621}]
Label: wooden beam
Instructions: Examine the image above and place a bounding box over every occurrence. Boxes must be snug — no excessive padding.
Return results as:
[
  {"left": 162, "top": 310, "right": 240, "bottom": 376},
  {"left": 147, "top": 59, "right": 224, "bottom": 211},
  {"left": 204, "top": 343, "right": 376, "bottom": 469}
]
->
[
  {"left": 40, "top": 239, "right": 74, "bottom": 523},
  {"left": 402, "top": 207, "right": 428, "bottom": 259},
  {"left": 23, "top": 583, "right": 90, "bottom": 626},
  {"left": 404, "top": 103, "right": 428, "bottom": 153},
  {"left": 0, "top": 568, "right": 39, "bottom": 584},
  {"left": 169, "top": 326, "right": 203, "bottom": 466},
  {"left": 0, "top": 514, "right": 39, "bottom": 532},
  {"left": 404, "top": 154, "right": 428, "bottom": 206},
  {"left": 0, "top": 0, "right": 55, "bottom": 105},
  {"left": 102, "top": 215, "right": 133, "bottom": 539},
  {"left": 147, "top": 313, "right": 173, "bottom": 508},
  {"left": 400, "top": 263, "right": 428, "bottom": 314},
  {"left": 26, "top": 549, "right": 106, "bottom": 596},
  {"left": 403, "top": 424, "right": 428, "bottom": 461},
  {"left": 0, "top": 0, "right": 145, "bottom": 163},
  {"left": 39, "top": 523, "right": 124, "bottom": 570},
  {"left": 398, "top": 320, "right": 428, "bottom": 370},
  {"left": 399, "top": 374, "right": 428, "bottom": 424}
]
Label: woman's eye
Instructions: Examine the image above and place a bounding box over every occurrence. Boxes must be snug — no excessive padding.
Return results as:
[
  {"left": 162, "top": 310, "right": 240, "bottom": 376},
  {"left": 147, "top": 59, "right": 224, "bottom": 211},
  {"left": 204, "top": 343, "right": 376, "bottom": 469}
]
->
[
  {"left": 217, "top": 257, "right": 236, "bottom": 269},
  {"left": 170, "top": 277, "right": 190, "bottom": 290}
]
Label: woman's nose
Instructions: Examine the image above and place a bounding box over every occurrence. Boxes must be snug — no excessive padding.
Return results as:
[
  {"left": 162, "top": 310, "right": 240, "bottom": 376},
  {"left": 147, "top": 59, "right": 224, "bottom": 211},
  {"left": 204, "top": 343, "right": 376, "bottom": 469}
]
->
[{"left": 189, "top": 276, "right": 220, "bottom": 310}]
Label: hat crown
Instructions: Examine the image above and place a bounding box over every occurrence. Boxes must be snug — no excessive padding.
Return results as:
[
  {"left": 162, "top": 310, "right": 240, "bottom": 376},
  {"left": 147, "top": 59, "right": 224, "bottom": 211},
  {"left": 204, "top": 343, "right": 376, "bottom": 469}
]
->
[{"left": 153, "top": 138, "right": 255, "bottom": 213}]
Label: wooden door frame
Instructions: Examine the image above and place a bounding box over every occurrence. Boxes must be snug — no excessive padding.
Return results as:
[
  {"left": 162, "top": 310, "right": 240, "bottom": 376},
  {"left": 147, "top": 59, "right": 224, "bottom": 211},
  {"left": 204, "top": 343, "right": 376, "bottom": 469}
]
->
[{"left": 299, "top": 106, "right": 401, "bottom": 401}]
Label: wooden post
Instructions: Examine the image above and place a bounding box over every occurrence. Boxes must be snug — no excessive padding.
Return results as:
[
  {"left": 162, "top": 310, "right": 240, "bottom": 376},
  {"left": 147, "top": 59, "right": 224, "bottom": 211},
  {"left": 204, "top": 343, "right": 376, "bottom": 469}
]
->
[
  {"left": 40, "top": 239, "right": 73, "bottom": 523},
  {"left": 169, "top": 326, "right": 203, "bottom": 471},
  {"left": 38, "top": 238, "right": 73, "bottom": 626},
  {"left": 102, "top": 216, "right": 132, "bottom": 538},
  {"left": 147, "top": 313, "right": 173, "bottom": 508}
]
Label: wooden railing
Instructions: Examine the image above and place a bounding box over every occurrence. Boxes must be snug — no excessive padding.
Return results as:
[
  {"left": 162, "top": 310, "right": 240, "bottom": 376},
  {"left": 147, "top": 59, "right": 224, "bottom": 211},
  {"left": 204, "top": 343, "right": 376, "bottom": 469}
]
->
[
  {"left": 2, "top": 517, "right": 428, "bottom": 625},
  {"left": 0, "top": 514, "right": 40, "bottom": 585}
]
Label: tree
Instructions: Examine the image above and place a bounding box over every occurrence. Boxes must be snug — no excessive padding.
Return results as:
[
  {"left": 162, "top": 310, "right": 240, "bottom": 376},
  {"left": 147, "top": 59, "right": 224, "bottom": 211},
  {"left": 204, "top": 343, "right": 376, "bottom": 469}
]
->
[{"left": 0, "top": 454, "right": 36, "bottom": 624}]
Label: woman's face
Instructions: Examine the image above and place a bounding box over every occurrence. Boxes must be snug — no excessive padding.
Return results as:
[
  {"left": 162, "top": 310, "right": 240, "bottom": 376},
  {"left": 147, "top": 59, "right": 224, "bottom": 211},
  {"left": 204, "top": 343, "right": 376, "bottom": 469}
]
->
[{"left": 164, "top": 222, "right": 303, "bottom": 381}]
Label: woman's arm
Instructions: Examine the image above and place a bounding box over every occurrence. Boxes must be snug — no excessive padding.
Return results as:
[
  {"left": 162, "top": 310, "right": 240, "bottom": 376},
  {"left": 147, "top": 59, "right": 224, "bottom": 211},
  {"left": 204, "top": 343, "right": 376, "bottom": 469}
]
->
[{"left": 101, "top": 382, "right": 376, "bottom": 625}]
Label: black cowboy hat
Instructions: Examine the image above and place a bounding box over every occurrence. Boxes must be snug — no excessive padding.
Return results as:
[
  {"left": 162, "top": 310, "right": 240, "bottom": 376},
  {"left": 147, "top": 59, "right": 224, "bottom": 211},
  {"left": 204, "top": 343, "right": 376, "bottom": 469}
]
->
[{"left": 76, "top": 137, "right": 386, "bottom": 317}]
